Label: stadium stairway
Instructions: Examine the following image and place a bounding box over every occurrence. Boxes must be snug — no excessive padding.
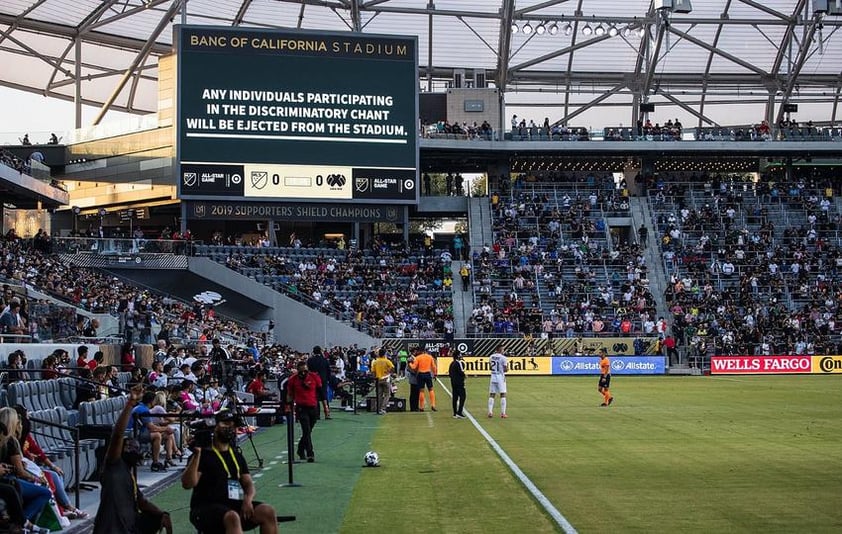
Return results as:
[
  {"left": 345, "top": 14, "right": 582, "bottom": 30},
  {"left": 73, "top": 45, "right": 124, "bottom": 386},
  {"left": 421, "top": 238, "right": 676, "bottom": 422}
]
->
[
  {"left": 468, "top": 197, "right": 492, "bottom": 254},
  {"left": 450, "top": 267, "right": 471, "bottom": 337}
]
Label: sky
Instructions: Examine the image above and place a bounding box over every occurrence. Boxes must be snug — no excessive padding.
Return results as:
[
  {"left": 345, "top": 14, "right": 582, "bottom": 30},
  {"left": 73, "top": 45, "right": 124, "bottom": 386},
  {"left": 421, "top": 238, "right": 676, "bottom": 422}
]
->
[{"left": 0, "top": 86, "right": 134, "bottom": 145}]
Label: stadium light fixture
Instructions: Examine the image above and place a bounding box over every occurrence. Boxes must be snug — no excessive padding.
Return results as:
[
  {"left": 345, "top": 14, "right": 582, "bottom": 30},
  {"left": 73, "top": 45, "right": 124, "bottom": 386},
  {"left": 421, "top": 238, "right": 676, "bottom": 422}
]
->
[
  {"left": 522, "top": 22, "right": 533, "bottom": 34},
  {"left": 563, "top": 21, "right": 573, "bottom": 35},
  {"left": 548, "top": 22, "right": 559, "bottom": 35},
  {"left": 594, "top": 23, "right": 606, "bottom": 36},
  {"left": 608, "top": 24, "right": 619, "bottom": 37},
  {"left": 638, "top": 25, "right": 647, "bottom": 37},
  {"left": 511, "top": 22, "right": 519, "bottom": 33},
  {"left": 536, "top": 23, "right": 546, "bottom": 35},
  {"left": 582, "top": 23, "right": 593, "bottom": 36}
]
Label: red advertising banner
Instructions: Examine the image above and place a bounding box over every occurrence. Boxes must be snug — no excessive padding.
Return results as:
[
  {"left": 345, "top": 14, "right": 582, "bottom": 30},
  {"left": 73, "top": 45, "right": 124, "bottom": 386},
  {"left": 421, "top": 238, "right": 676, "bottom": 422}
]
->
[{"left": 710, "top": 355, "right": 813, "bottom": 374}]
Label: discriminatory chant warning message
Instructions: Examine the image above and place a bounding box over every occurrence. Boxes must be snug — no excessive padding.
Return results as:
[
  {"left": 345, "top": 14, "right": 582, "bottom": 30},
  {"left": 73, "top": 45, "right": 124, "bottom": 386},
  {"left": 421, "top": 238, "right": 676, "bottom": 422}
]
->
[
  {"left": 187, "top": 90, "right": 407, "bottom": 140},
  {"left": 176, "top": 26, "right": 418, "bottom": 204}
]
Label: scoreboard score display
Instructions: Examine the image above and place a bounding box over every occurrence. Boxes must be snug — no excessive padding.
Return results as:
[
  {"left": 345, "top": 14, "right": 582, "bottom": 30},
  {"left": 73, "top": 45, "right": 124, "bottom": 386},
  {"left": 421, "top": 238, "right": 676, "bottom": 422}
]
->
[{"left": 176, "top": 26, "right": 418, "bottom": 203}]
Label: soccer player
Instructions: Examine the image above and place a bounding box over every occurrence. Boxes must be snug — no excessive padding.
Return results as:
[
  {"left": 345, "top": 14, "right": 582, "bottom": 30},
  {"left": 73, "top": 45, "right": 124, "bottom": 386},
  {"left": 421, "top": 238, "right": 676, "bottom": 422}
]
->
[
  {"left": 410, "top": 348, "right": 437, "bottom": 412},
  {"left": 598, "top": 348, "right": 614, "bottom": 406},
  {"left": 488, "top": 344, "right": 508, "bottom": 418}
]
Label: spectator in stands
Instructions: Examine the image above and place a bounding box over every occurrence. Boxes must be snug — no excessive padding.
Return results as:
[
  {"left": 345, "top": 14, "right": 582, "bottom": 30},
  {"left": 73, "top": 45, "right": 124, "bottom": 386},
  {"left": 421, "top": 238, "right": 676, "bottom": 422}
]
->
[
  {"left": 73, "top": 368, "right": 99, "bottom": 408},
  {"left": 148, "top": 391, "right": 181, "bottom": 467},
  {"left": 3, "top": 350, "right": 27, "bottom": 385},
  {"left": 128, "top": 391, "right": 173, "bottom": 472},
  {"left": 83, "top": 319, "right": 100, "bottom": 338},
  {"left": 41, "top": 354, "right": 59, "bottom": 380},
  {"left": 0, "top": 407, "right": 52, "bottom": 529},
  {"left": 15, "top": 405, "right": 89, "bottom": 520},
  {"left": 76, "top": 345, "right": 90, "bottom": 369},
  {"left": 48, "top": 133, "right": 58, "bottom": 145},
  {"left": 0, "top": 300, "right": 26, "bottom": 340},
  {"left": 120, "top": 343, "right": 136, "bottom": 371},
  {"left": 21, "top": 134, "right": 31, "bottom": 146},
  {"left": 245, "top": 370, "right": 276, "bottom": 405},
  {"left": 89, "top": 350, "right": 104, "bottom": 371}
]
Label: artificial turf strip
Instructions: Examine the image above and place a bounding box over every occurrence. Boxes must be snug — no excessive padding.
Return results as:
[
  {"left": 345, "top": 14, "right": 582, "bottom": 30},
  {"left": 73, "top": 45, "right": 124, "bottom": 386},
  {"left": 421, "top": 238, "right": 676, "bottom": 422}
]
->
[{"left": 150, "top": 408, "right": 380, "bottom": 533}]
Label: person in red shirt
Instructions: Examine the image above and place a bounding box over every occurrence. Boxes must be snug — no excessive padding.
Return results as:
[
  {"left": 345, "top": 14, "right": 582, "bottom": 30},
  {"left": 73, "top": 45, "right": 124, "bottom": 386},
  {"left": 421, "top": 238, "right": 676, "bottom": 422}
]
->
[
  {"left": 120, "top": 343, "right": 136, "bottom": 371},
  {"left": 286, "top": 360, "right": 322, "bottom": 462},
  {"left": 76, "top": 345, "right": 90, "bottom": 369},
  {"left": 245, "top": 370, "right": 276, "bottom": 405}
]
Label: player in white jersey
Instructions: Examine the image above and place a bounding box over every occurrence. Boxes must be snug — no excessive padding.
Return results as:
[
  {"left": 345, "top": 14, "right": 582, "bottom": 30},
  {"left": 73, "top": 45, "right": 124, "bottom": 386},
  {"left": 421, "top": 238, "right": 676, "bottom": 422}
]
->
[{"left": 488, "top": 344, "right": 508, "bottom": 418}]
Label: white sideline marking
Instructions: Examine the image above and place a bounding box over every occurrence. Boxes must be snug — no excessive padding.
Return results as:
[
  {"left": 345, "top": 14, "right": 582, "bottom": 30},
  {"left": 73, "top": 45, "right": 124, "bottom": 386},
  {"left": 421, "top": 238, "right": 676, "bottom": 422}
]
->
[
  {"left": 253, "top": 473, "right": 264, "bottom": 478},
  {"left": 426, "top": 411, "right": 434, "bottom": 428},
  {"left": 437, "top": 378, "right": 578, "bottom": 534},
  {"left": 269, "top": 460, "right": 279, "bottom": 465}
]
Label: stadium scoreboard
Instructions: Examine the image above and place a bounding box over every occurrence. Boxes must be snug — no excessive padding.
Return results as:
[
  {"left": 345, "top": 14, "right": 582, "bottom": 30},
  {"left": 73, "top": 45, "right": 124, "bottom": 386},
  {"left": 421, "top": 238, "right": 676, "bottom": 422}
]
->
[{"left": 176, "top": 26, "right": 418, "bottom": 204}]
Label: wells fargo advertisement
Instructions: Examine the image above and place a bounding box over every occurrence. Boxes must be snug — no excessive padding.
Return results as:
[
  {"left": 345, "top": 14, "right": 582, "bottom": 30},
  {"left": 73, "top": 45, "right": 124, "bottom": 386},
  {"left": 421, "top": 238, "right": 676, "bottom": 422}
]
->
[{"left": 709, "top": 355, "right": 842, "bottom": 374}]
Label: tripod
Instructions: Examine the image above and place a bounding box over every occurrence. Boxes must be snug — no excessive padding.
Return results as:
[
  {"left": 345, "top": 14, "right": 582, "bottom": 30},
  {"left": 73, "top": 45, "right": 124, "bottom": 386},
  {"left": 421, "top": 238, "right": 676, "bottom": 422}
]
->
[{"left": 219, "top": 374, "right": 265, "bottom": 469}]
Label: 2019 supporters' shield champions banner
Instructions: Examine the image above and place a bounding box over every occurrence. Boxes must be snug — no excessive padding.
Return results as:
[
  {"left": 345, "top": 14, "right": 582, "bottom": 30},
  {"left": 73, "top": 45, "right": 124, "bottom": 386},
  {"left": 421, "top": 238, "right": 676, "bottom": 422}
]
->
[{"left": 176, "top": 26, "right": 418, "bottom": 204}]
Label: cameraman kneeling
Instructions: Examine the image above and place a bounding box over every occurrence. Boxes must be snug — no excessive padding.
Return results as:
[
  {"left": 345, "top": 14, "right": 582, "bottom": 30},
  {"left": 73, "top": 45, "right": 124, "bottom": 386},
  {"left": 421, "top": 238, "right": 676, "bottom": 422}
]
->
[{"left": 182, "top": 411, "right": 278, "bottom": 534}]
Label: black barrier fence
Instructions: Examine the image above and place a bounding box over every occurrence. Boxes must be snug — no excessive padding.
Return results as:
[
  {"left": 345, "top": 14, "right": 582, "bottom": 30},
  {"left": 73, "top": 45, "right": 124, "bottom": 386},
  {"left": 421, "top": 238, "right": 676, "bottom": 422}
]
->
[{"left": 381, "top": 336, "right": 659, "bottom": 357}]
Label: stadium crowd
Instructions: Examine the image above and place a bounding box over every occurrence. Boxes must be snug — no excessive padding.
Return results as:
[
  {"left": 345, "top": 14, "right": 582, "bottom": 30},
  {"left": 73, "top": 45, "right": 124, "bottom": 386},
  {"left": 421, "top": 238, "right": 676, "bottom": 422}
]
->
[
  {"left": 650, "top": 170, "right": 842, "bottom": 360},
  {"left": 0, "top": 234, "right": 258, "bottom": 345},
  {"left": 0, "top": 335, "right": 375, "bottom": 531},
  {"left": 217, "top": 237, "right": 455, "bottom": 339}
]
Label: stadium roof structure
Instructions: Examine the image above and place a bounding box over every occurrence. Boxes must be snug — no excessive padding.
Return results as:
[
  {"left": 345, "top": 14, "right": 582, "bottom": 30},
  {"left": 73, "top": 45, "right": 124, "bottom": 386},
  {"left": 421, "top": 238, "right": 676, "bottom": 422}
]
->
[{"left": 1, "top": 0, "right": 842, "bottom": 129}]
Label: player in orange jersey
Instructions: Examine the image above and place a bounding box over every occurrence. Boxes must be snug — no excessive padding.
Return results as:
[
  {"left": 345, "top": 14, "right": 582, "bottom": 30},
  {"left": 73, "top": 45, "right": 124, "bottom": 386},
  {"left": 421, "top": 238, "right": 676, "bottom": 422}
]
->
[
  {"left": 410, "top": 348, "right": 437, "bottom": 412},
  {"left": 598, "top": 348, "right": 614, "bottom": 407}
]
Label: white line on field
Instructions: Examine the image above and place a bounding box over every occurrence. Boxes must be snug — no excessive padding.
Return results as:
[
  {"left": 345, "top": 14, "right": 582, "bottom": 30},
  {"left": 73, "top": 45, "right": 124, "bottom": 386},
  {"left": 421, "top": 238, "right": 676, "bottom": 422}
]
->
[
  {"left": 269, "top": 460, "right": 279, "bottom": 465},
  {"left": 426, "top": 411, "right": 434, "bottom": 428},
  {"left": 437, "top": 378, "right": 578, "bottom": 534}
]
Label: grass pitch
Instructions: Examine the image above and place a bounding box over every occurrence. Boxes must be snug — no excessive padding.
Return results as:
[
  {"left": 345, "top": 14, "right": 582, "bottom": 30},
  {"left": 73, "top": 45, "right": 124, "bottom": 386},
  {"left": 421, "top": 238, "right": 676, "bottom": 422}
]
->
[
  {"left": 152, "top": 375, "right": 842, "bottom": 533},
  {"left": 348, "top": 375, "right": 842, "bottom": 533}
]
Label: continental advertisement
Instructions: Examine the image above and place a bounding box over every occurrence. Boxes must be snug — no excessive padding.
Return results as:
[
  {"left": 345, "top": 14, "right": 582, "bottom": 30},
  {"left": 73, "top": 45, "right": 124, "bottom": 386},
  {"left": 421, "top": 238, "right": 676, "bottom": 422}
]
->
[
  {"left": 436, "top": 356, "right": 666, "bottom": 376},
  {"left": 437, "top": 356, "right": 553, "bottom": 376},
  {"left": 709, "top": 355, "right": 842, "bottom": 374}
]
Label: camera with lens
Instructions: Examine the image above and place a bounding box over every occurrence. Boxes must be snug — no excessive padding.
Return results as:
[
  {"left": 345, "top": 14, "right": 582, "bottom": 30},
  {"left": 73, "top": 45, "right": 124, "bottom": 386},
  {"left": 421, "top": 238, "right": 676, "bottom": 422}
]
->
[
  {"left": 188, "top": 420, "right": 215, "bottom": 449},
  {"left": 347, "top": 371, "right": 374, "bottom": 397}
]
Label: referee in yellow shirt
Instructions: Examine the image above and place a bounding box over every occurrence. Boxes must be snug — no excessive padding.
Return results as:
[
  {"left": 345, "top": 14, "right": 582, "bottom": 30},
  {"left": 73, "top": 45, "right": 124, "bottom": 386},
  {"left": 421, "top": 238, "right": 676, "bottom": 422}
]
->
[{"left": 371, "top": 348, "right": 395, "bottom": 415}]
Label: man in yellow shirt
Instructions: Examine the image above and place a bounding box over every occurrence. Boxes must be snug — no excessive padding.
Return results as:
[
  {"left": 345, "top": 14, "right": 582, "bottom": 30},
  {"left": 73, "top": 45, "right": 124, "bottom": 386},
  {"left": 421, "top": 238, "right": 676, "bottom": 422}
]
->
[
  {"left": 370, "top": 348, "right": 395, "bottom": 415},
  {"left": 410, "top": 348, "right": 437, "bottom": 411}
]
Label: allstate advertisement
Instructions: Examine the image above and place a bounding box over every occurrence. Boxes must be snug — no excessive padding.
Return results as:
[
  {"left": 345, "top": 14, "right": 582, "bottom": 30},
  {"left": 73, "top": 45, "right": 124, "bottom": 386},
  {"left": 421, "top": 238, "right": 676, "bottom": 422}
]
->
[{"left": 552, "top": 356, "right": 667, "bottom": 375}]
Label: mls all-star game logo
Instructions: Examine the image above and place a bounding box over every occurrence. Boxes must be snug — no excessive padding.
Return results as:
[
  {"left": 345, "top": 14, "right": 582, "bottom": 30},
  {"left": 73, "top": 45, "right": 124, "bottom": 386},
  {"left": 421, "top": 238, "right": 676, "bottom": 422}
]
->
[{"left": 183, "top": 172, "right": 197, "bottom": 187}]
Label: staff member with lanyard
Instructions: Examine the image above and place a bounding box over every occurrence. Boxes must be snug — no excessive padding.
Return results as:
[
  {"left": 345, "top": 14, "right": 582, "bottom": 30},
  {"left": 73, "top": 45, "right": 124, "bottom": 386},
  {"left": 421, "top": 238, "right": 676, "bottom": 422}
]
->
[{"left": 182, "top": 410, "right": 278, "bottom": 534}]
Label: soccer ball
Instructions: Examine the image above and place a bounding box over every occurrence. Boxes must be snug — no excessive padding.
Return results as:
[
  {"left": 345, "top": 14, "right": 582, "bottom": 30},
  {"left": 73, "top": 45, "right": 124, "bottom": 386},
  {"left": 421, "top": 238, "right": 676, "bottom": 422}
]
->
[{"left": 364, "top": 451, "right": 380, "bottom": 467}]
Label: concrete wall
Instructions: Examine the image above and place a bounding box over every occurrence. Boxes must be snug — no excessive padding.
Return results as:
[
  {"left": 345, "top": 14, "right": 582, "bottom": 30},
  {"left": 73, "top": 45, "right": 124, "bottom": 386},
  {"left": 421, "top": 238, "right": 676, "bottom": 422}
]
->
[
  {"left": 188, "top": 257, "right": 377, "bottom": 352},
  {"left": 446, "top": 88, "right": 500, "bottom": 130}
]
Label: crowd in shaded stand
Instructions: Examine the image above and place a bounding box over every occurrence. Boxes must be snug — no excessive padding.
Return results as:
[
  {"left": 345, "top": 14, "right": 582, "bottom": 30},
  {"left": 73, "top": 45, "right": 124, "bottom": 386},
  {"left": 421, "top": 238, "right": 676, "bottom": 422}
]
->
[
  {"left": 469, "top": 176, "right": 656, "bottom": 337},
  {"left": 213, "top": 238, "right": 455, "bottom": 339},
  {"left": 649, "top": 171, "right": 842, "bottom": 362},
  {"left": 0, "top": 235, "right": 260, "bottom": 345}
]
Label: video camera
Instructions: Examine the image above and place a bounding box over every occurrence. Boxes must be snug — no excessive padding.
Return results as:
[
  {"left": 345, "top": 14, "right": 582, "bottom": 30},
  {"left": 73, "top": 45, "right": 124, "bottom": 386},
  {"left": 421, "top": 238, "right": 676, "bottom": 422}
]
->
[
  {"left": 347, "top": 370, "right": 374, "bottom": 397},
  {"left": 188, "top": 420, "right": 216, "bottom": 449}
]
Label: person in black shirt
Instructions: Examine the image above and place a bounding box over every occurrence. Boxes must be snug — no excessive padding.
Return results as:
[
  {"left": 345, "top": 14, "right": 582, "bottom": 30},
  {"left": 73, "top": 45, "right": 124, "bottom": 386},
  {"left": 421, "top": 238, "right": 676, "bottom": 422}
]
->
[
  {"left": 306, "top": 346, "right": 332, "bottom": 419},
  {"left": 93, "top": 384, "right": 172, "bottom": 534},
  {"left": 182, "top": 411, "right": 277, "bottom": 534},
  {"left": 449, "top": 350, "right": 467, "bottom": 418}
]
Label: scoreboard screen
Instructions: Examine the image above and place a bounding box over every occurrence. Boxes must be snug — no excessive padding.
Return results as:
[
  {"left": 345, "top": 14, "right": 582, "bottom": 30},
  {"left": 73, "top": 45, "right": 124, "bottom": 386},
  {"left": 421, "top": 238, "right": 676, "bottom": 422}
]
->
[{"left": 176, "top": 26, "right": 418, "bottom": 204}]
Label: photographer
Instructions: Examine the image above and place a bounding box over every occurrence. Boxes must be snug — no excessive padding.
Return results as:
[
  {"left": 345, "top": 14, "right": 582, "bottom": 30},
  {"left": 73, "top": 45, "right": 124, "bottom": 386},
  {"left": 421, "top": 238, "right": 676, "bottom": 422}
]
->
[
  {"left": 93, "top": 384, "right": 173, "bottom": 534},
  {"left": 286, "top": 360, "right": 322, "bottom": 463},
  {"left": 181, "top": 411, "right": 278, "bottom": 534}
]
